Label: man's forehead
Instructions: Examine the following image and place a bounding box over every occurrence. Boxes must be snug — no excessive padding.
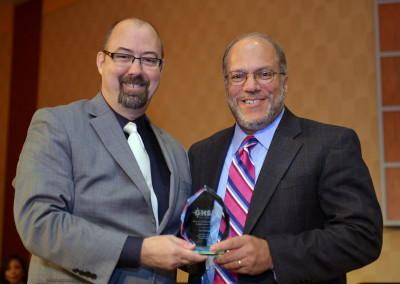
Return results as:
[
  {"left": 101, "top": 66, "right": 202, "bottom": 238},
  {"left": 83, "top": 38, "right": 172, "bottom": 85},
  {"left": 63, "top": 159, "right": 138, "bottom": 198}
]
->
[
  {"left": 227, "top": 37, "right": 278, "bottom": 70},
  {"left": 111, "top": 21, "right": 155, "bottom": 40},
  {"left": 231, "top": 36, "right": 275, "bottom": 55},
  {"left": 106, "top": 22, "right": 161, "bottom": 53}
]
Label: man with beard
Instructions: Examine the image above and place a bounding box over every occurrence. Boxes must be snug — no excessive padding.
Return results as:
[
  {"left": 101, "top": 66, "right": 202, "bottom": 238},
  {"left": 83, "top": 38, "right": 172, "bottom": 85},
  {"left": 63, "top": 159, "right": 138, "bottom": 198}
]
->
[
  {"left": 187, "top": 33, "right": 383, "bottom": 283},
  {"left": 13, "top": 18, "right": 206, "bottom": 284}
]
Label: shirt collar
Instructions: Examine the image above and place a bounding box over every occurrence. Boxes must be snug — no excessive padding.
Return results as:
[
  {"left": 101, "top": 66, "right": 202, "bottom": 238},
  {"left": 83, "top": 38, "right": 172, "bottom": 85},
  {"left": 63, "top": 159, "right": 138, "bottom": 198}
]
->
[
  {"left": 231, "top": 108, "right": 285, "bottom": 153},
  {"left": 113, "top": 110, "right": 147, "bottom": 134}
]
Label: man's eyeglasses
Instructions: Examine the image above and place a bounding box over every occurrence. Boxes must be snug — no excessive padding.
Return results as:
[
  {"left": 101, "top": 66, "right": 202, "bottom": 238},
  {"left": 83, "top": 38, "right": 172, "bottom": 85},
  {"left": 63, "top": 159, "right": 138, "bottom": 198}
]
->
[
  {"left": 225, "top": 69, "right": 285, "bottom": 86},
  {"left": 103, "top": 50, "right": 162, "bottom": 69}
]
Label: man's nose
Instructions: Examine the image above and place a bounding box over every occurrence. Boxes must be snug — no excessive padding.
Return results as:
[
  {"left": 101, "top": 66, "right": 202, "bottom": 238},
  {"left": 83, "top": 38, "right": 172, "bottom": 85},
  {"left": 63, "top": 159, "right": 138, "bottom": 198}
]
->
[
  {"left": 243, "top": 73, "right": 261, "bottom": 92},
  {"left": 128, "top": 58, "right": 143, "bottom": 74}
]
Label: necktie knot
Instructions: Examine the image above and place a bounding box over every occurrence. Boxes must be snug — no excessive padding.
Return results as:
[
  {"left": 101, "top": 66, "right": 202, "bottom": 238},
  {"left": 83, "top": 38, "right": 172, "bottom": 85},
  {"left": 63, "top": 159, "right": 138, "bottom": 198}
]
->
[
  {"left": 241, "top": 135, "right": 258, "bottom": 148},
  {"left": 239, "top": 136, "right": 258, "bottom": 157},
  {"left": 124, "top": 122, "right": 145, "bottom": 149},
  {"left": 123, "top": 122, "right": 138, "bottom": 135}
]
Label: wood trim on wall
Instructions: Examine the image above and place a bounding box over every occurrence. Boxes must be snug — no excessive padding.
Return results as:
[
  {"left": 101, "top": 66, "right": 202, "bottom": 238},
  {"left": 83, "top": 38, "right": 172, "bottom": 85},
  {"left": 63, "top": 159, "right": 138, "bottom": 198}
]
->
[
  {"left": 1, "top": 0, "right": 42, "bottom": 262},
  {"left": 375, "top": 0, "right": 400, "bottom": 226}
]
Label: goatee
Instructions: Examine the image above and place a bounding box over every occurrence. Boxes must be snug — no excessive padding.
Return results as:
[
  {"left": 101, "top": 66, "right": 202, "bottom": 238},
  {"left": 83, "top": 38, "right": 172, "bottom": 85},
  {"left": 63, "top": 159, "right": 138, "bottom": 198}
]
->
[{"left": 118, "top": 75, "right": 150, "bottom": 109}]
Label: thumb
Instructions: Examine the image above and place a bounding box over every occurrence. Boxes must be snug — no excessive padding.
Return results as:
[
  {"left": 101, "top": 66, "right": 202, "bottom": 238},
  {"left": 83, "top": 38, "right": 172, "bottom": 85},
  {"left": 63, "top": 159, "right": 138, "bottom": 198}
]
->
[{"left": 176, "top": 238, "right": 196, "bottom": 249}]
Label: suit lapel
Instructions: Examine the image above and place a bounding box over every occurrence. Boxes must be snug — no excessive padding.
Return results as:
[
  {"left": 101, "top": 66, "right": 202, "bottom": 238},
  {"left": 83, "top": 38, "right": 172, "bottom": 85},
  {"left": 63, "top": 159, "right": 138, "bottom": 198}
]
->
[
  {"left": 149, "top": 122, "right": 176, "bottom": 232},
  {"left": 206, "top": 128, "right": 235, "bottom": 191},
  {"left": 88, "top": 93, "right": 152, "bottom": 207},
  {"left": 244, "top": 109, "right": 303, "bottom": 234}
]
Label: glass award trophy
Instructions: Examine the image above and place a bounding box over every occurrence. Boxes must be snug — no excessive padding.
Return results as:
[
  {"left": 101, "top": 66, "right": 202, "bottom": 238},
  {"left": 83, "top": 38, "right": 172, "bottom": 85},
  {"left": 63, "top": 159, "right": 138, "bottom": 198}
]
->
[{"left": 180, "top": 185, "right": 230, "bottom": 255}]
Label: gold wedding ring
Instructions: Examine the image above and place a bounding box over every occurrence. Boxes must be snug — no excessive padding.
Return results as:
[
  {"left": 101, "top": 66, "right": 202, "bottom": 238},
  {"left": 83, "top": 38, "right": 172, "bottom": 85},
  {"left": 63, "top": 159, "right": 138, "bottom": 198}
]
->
[{"left": 238, "top": 259, "right": 242, "bottom": 267}]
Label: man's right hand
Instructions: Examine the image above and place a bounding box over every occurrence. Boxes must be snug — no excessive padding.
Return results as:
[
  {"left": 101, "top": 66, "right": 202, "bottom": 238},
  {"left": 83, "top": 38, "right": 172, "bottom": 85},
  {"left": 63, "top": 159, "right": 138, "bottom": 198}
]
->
[{"left": 140, "top": 235, "right": 208, "bottom": 270}]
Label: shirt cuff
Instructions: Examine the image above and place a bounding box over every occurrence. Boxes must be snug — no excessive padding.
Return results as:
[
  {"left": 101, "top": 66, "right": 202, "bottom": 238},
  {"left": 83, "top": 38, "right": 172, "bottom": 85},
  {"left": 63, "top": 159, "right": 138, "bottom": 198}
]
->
[{"left": 117, "top": 236, "right": 144, "bottom": 267}]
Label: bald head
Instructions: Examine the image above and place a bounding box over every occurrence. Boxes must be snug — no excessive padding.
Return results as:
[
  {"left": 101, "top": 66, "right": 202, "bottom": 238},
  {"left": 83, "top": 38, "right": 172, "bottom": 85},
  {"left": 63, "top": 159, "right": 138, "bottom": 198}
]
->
[
  {"left": 222, "top": 32, "right": 287, "bottom": 77},
  {"left": 103, "top": 18, "right": 164, "bottom": 58}
]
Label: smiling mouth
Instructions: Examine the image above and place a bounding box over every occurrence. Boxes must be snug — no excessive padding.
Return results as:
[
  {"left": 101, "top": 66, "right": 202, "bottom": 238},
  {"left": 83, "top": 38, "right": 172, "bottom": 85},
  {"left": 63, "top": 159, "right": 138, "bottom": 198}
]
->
[
  {"left": 120, "top": 74, "right": 150, "bottom": 90},
  {"left": 244, "top": 99, "right": 262, "bottom": 104},
  {"left": 124, "top": 83, "right": 145, "bottom": 88}
]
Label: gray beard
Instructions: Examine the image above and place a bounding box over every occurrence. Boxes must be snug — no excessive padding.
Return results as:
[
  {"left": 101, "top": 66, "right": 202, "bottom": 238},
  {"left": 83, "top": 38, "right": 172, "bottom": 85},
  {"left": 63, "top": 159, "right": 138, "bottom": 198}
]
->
[
  {"left": 227, "top": 84, "right": 286, "bottom": 132},
  {"left": 118, "top": 87, "right": 148, "bottom": 109},
  {"left": 118, "top": 75, "right": 149, "bottom": 109}
]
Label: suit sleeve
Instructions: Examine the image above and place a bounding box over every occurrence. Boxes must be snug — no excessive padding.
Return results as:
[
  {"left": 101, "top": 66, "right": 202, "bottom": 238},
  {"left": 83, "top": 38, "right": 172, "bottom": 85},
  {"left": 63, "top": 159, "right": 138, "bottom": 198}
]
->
[
  {"left": 267, "top": 128, "right": 383, "bottom": 283},
  {"left": 13, "top": 108, "right": 127, "bottom": 283}
]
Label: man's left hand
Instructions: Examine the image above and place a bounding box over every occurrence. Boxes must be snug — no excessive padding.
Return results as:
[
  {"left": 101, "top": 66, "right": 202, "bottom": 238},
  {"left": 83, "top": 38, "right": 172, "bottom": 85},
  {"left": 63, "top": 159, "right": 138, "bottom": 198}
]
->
[{"left": 210, "top": 235, "right": 274, "bottom": 275}]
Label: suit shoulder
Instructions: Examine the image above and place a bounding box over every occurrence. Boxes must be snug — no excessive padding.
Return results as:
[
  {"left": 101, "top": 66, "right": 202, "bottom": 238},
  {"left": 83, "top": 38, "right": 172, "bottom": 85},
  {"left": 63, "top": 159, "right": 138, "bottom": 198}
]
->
[
  {"left": 297, "top": 116, "right": 356, "bottom": 136},
  {"left": 293, "top": 116, "right": 362, "bottom": 151},
  {"left": 189, "top": 127, "right": 233, "bottom": 152},
  {"left": 28, "top": 99, "right": 94, "bottom": 138},
  {"left": 34, "top": 99, "right": 91, "bottom": 120}
]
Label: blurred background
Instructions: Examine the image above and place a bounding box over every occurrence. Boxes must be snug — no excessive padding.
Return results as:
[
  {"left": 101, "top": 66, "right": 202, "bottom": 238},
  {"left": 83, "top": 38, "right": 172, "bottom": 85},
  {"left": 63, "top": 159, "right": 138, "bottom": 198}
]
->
[{"left": 0, "top": 0, "right": 399, "bottom": 282}]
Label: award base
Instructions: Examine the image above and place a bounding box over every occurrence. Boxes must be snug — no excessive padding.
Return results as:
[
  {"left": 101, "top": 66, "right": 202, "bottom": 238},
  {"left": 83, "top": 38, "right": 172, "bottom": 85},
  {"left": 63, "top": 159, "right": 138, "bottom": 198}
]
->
[{"left": 194, "top": 246, "right": 225, "bottom": 256}]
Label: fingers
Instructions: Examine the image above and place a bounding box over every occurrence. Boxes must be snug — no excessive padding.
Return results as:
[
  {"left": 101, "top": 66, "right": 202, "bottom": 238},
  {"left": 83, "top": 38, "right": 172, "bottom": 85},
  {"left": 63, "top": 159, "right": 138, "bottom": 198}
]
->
[
  {"left": 174, "top": 236, "right": 196, "bottom": 249},
  {"left": 170, "top": 237, "right": 208, "bottom": 264},
  {"left": 140, "top": 235, "right": 207, "bottom": 270},
  {"left": 213, "top": 248, "right": 242, "bottom": 271},
  {"left": 210, "top": 236, "right": 242, "bottom": 253},
  {"left": 211, "top": 235, "right": 274, "bottom": 275},
  {"left": 211, "top": 236, "right": 245, "bottom": 271},
  {"left": 222, "top": 258, "right": 244, "bottom": 273}
]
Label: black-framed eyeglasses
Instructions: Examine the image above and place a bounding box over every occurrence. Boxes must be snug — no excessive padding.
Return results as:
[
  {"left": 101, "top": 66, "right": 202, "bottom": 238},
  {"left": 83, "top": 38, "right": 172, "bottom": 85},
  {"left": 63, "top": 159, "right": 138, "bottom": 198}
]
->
[
  {"left": 103, "top": 50, "right": 162, "bottom": 69},
  {"left": 225, "top": 69, "right": 286, "bottom": 86}
]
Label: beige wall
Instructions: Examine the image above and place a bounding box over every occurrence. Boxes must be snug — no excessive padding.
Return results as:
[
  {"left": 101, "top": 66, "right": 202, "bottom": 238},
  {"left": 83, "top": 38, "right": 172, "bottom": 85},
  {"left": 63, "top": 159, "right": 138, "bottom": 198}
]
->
[{"left": 1, "top": 0, "right": 399, "bottom": 282}]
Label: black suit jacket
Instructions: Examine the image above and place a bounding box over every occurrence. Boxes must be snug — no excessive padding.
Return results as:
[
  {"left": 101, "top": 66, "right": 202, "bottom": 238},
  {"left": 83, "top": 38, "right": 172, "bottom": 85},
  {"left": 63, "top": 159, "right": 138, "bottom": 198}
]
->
[{"left": 188, "top": 108, "right": 383, "bottom": 284}]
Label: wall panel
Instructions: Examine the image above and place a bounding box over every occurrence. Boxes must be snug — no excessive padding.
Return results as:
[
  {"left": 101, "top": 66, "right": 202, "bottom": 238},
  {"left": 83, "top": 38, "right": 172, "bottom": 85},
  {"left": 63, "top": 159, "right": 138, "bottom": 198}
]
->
[
  {"left": 379, "top": 3, "right": 400, "bottom": 51},
  {"left": 1, "top": 0, "right": 42, "bottom": 263},
  {"left": 381, "top": 57, "right": 400, "bottom": 106},
  {"left": 376, "top": 0, "right": 400, "bottom": 227},
  {"left": 0, "top": 26, "right": 12, "bottom": 263},
  {"left": 374, "top": 0, "right": 400, "bottom": 281}
]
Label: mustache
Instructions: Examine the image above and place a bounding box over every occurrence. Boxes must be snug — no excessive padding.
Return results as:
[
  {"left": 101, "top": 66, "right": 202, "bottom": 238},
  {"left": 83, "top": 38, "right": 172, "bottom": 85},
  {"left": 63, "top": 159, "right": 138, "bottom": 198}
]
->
[{"left": 120, "top": 75, "right": 150, "bottom": 87}]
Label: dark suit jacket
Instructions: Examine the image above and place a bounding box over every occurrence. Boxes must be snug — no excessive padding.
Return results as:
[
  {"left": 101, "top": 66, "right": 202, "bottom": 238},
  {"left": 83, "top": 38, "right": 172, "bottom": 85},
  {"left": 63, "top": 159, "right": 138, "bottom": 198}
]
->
[{"left": 188, "top": 108, "right": 383, "bottom": 284}]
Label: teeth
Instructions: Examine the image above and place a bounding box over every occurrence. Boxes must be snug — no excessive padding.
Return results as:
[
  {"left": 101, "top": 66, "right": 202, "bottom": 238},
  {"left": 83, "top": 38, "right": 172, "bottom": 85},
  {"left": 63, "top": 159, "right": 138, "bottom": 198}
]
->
[
  {"left": 126, "top": 83, "right": 142, "bottom": 88},
  {"left": 245, "top": 99, "right": 261, "bottom": 104}
]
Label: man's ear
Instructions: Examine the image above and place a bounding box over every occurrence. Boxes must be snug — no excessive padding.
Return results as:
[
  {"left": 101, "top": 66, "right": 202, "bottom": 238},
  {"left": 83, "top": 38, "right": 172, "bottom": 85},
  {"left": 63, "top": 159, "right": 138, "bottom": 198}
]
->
[
  {"left": 96, "top": 51, "right": 105, "bottom": 75},
  {"left": 283, "top": 75, "right": 289, "bottom": 93},
  {"left": 159, "top": 59, "right": 165, "bottom": 75}
]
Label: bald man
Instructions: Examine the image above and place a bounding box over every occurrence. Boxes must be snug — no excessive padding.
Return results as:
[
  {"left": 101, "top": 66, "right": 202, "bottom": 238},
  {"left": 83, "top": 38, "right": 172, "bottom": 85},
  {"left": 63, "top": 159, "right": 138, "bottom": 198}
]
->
[{"left": 14, "top": 18, "right": 206, "bottom": 284}]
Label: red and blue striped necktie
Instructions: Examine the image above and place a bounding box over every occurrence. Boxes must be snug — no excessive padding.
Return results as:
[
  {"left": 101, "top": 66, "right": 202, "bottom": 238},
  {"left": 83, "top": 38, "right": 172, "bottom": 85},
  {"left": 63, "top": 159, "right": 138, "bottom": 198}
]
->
[{"left": 214, "top": 135, "right": 258, "bottom": 283}]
